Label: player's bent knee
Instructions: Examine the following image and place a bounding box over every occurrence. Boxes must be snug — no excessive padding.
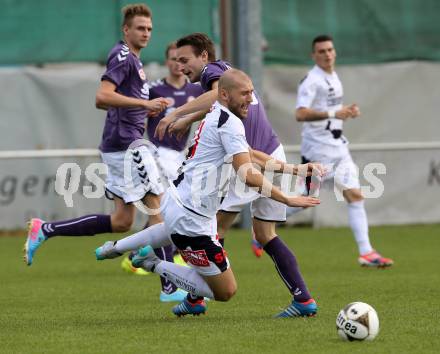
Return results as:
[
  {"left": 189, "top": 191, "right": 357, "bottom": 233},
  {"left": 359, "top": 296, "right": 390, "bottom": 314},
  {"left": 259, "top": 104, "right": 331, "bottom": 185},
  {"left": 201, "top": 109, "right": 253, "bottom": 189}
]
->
[
  {"left": 213, "top": 281, "right": 237, "bottom": 302},
  {"left": 214, "top": 286, "right": 237, "bottom": 302},
  {"left": 253, "top": 232, "right": 275, "bottom": 246},
  {"left": 111, "top": 216, "right": 133, "bottom": 233},
  {"left": 253, "top": 225, "right": 276, "bottom": 246}
]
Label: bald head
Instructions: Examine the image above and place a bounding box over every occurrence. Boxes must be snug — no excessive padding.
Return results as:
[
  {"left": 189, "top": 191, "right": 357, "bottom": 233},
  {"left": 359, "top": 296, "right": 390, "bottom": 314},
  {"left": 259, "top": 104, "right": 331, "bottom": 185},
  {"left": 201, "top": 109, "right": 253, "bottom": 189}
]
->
[
  {"left": 218, "top": 69, "right": 251, "bottom": 92},
  {"left": 218, "top": 69, "right": 254, "bottom": 119}
]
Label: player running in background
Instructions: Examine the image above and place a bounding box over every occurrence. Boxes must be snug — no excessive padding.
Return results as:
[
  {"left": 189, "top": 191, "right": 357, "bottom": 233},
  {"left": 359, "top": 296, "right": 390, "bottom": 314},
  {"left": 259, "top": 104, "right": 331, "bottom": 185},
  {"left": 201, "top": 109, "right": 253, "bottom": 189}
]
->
[
  {"left": 96, "top": 69, "right": 323, "bottom": 317},
  {"left": 23, "top": 4, "right": 189, "bottom": 301},
  {"left": 291, "top": 34, "right": 393, "bottom": 268},
  {"left": 153, "top": 33, "right": 321, "bottom": 317}
]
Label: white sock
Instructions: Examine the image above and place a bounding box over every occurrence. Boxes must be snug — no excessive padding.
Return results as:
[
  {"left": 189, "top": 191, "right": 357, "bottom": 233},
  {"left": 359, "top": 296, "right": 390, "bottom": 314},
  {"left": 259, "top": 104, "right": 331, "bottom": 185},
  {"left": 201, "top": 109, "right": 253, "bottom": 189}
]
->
[
  {"left": 115, "top": 223, "right": 171, "bottom": 253},
  {"left": 154, "top": 261, "right": 214, "bottom": 299},
  {"left": 348, "top": 200, "right": 373, "bottom": 255}
]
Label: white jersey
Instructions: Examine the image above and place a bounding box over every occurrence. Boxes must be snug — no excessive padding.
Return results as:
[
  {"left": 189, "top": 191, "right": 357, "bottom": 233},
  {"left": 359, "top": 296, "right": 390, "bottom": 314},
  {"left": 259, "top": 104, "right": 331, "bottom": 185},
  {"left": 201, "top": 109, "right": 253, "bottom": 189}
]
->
[
  {"left": 172, "top": 102, "right": 249, "bottom": 218},
  {"left": 296, "top": 65, "right": 348, "bottom": 154}
]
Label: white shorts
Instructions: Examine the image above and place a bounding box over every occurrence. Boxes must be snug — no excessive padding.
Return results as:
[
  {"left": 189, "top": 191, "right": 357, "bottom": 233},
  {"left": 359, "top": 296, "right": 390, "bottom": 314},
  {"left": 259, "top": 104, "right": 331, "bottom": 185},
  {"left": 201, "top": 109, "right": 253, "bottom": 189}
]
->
[
  {"left": 219, "top": 144, "right": 287, "bottom": 222},
  {"left": 153, "top": 146, "right": 185, "bottom": 183},
  {"left": 161, "top": 191, "right": 229, "bottom": 276},
  {"left": 302, "top": 144, "right": 360, "bottom": 190},
  {"left": 101, "top": 145, "right": 164, "bottom": 204}
]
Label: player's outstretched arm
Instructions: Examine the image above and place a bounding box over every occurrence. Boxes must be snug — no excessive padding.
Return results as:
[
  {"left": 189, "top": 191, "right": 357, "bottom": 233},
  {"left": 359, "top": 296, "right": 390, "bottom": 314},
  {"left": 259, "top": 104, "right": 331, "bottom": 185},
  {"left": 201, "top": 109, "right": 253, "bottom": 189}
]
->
[
  {"left": 232, "top": 152, "right": 320, "bottom": 208},
  {"left": 249, "top": 148, "right": 325, "bottom": 177},
  {"left": 95, "top": 80, "right": 168, "bottom": 112},
  {"left": 155, "top": 82, "right": 219, "bottom": 140}
]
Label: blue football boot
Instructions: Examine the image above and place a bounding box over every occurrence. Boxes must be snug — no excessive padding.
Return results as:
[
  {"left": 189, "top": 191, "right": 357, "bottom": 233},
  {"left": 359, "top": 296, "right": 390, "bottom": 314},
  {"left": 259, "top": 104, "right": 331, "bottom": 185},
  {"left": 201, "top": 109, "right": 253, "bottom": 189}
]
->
[{"left": 275, "top": 298, "right": 318, "bottom": 318}]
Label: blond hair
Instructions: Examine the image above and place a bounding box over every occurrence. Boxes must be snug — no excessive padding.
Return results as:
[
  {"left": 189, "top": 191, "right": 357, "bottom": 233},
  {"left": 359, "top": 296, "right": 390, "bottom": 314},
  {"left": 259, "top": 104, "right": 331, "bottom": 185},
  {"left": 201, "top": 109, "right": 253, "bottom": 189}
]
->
[{"left": 122, "top": 3, "right": 152, "bottom": 27}]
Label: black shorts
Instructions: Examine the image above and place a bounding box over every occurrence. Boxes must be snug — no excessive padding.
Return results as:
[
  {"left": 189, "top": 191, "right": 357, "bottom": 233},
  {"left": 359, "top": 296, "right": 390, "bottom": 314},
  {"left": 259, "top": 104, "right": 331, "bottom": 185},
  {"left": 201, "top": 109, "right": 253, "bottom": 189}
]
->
[{"left": 170, "top": 233, "right": 229, "bottom": 275}]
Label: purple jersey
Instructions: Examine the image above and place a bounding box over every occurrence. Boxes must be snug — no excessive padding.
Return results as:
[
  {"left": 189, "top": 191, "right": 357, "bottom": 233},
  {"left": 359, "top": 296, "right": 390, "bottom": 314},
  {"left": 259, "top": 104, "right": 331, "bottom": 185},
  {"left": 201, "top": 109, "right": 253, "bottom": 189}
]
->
[
  {"left": 146, "top": 78, "right": 203, "bottom": 151},
  {"left": 200, "top": 60, "right": 280, "bottom": 155},
  {"left": 99, "top": 41, "right": 150, "bottom": 152}
]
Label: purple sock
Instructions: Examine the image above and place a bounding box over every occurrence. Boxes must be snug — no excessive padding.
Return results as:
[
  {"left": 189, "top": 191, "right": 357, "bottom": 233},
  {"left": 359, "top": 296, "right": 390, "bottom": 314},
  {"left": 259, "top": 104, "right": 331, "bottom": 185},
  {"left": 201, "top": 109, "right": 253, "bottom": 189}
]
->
[
  {"left": 154, "top": 245, "right": 177, "bottom": 294},
  {"left": 42, "top": 214, "right": 112, "bottom": 238},
  {"left": 263, "top": 236, "right": 311, "bottom": 302}
]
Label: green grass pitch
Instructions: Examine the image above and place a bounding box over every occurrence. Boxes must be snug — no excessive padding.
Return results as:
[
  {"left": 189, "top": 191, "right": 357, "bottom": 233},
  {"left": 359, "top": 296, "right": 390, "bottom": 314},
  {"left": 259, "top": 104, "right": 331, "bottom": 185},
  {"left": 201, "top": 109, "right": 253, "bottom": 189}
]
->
[{"left": 1, "top": 224, "right": 439, "bottom": 353}]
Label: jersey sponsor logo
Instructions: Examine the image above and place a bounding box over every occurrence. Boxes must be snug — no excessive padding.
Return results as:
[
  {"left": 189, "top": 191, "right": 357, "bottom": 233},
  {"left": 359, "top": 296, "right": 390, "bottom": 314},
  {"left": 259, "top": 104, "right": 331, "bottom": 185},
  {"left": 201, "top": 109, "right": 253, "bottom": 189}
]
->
[
  {"left": 138, "top": 68, "right": 146, "bottom": 80},
  {"left": 180, "top": 249, "right": 210, "bottom": 267},
  {"left": 173, "top": 91, "right": 186, "bottom": 96},
  {"left": 327, "top": 96, "right": 343, "bottom": 106}
]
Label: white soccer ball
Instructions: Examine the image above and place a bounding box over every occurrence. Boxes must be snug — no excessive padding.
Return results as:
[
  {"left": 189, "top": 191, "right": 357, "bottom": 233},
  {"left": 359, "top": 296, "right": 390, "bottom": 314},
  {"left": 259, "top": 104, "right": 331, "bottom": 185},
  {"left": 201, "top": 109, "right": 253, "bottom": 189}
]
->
[{"left": 336, "top": 302, "right": 379, "bottom": 341}]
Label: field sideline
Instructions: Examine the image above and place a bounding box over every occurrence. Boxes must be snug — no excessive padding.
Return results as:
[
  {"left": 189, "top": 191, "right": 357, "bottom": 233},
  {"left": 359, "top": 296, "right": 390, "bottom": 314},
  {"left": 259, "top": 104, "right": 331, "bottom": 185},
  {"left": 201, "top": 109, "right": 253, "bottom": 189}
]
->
[{"left": 1, "top": 224, "right": 439, "bottom": 353}]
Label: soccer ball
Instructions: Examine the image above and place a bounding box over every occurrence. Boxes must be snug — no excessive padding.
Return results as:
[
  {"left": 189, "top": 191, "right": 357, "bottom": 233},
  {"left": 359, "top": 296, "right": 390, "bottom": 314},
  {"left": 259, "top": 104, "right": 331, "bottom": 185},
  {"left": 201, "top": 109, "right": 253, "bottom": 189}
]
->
[{"left": 336, "top": 302, "right": 379, "bottom": 341}]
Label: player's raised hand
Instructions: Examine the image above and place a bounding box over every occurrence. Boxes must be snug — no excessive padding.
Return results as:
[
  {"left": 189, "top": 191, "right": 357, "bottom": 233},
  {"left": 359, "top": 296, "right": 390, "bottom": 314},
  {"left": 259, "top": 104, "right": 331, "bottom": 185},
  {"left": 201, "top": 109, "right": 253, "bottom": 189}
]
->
[
  {"left": 154, "top": 112, "right": 177, "bottom": 140},
  {"left": 286, "top": 196, "right": 320, "bottom": 208}
]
